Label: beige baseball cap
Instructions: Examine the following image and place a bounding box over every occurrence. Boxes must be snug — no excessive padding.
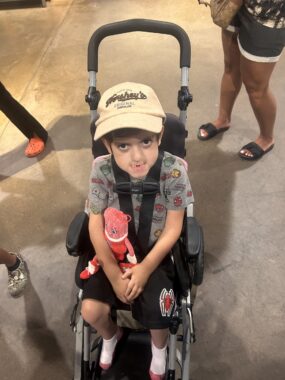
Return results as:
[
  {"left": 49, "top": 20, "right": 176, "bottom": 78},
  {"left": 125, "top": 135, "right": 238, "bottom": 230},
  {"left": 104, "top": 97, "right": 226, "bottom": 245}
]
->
[{"left": 94, "top": 82, "right": 166, "bottom": 140}]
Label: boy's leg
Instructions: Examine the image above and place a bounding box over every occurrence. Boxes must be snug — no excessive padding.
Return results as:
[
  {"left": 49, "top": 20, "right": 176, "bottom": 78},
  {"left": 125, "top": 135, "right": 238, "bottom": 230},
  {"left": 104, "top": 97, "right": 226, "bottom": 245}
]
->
[
  {"left": 132, "top": 258, "right": 175, "bottom": 379},
  {"left": 81, "top": 298, "right": 122, "bottom": 370},
  {"left": 0, "top": 248, "right": 28, "bottom": 297},
  {"left": 149, "top": 328, "right": 168, "bottom": 379},
  {"left": 82, "top": 299, "right": 117, "bottom": 338}
]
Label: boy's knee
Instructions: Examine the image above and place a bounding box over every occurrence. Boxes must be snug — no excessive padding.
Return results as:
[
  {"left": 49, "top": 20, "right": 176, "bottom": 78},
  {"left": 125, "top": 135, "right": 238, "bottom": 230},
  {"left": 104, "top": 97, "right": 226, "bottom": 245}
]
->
[{"left": 81, "top": 299, "right": 110, "bottom": 326}]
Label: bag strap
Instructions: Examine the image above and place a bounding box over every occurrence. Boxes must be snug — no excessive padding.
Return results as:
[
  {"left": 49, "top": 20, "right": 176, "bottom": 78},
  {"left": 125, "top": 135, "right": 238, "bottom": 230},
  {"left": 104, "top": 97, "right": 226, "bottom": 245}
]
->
[{"left": 112, "top": 152, "right": 163, "bottom": 258}]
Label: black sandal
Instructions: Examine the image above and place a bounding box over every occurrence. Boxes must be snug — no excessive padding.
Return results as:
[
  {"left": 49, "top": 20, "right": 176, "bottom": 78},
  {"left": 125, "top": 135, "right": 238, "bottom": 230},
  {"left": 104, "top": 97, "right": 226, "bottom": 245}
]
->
[
  {"left": 239, "top": 142, "right": 274, "bottom": 161},
  {"left": 197, "top": 123, "right": 229, "bottom": 141}
]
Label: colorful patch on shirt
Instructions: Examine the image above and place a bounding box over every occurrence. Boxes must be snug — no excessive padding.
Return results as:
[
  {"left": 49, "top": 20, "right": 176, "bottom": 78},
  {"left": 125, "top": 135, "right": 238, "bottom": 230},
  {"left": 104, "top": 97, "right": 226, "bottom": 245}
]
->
[
  {"left": 100, "top": 164, "right": 111, "bottom": 176},
  {"left": 91, "top": 188, "right": 106, "bottom": 200},
  {"left": 152, "top": 216, "right": 164, "bottom": 224},
  {"left": 187, "top": 190, "right": 193, "bottom": 197},
  {"left": 164, "top": 189, "right": 171, "bottom": 196},
  {"left": 161, "top": 172, "right": 172, "bottom": 181},
  {"left": 159, "top": 288, "right": 175, "bottom": 317},
  {"left": 154, "top": 204, "right": 165, "bottom": 213},
  {"left": 173, "top": 183, "right": 186, "bottom": 191},
  {"left": 90, "top": 203, "right": 102, "bottom": 214},
  {"left": 163, "top": 156, "right": 175, "bottom": 167},
  {"left": 171, "top": 169, "right": 181, "bottom": 178},
  {"left": 173, "top": 196, "right": 183, "bottom": 207},
  {"left": 91, "top": 177, "right": 104, "bottom": 184},
  {"left": 154, "top": 229, "right": 162, "bottom": 238}
]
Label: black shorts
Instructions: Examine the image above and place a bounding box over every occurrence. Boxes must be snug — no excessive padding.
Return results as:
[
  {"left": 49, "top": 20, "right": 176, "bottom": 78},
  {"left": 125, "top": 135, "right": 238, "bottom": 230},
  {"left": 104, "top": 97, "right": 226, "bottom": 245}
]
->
[
  {"left": 80, "top": 254, "right": 176, "bottom": 329},
  {"left": 228, "top": 8, "right": 285, "bottom": 62}
]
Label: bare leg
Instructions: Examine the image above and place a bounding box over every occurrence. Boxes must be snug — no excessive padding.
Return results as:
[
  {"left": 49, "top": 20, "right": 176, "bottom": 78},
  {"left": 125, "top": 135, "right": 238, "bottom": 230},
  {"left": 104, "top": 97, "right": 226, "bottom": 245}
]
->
[
  {"left": 199, "top": 29, "right": 242, "bottom": 138},
  {"left": 82, "top": 299, "right": 124, "bottom": 369},
  {"left": 150, "top": 328, "right": 168, "bottom": 349},
  {"left": 81, "top": 299, "right": 117, "bottom": 339},
  {"left": 149, "top": 329, "right": 168, "bottom": 378},
  {"left": 240, "top": 56, "right": 276, "bottom": 157},
  {"left": 0, "top": 248, "right": 17, "bottom": 267},
  {"left": 0, "top": 248, "right": 28, "bottom": 297}
]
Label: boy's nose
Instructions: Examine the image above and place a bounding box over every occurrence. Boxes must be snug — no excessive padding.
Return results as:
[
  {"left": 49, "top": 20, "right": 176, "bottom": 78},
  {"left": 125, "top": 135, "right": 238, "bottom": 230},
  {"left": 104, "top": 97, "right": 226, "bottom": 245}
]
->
[{"left": 131, "top": 146, "right": 143, "bottom": 162}]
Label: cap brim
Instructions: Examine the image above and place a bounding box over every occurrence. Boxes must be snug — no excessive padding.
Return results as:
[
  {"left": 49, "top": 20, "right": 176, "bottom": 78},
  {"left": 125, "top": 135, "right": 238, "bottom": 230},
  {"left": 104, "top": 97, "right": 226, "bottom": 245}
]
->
[{"left": 94, "top": 113, "right": 164, "bottom": 140}]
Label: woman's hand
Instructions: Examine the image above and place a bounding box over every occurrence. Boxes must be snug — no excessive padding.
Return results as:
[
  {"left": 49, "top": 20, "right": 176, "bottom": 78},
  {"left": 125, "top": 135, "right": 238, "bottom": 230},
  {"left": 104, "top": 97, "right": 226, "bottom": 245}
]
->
[{"left": 121, "top": 263, "right": 150, "bottom": 302}]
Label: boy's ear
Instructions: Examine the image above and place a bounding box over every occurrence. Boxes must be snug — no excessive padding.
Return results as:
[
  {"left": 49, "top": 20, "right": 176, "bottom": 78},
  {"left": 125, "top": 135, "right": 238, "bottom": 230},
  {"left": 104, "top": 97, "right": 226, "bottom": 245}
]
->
[
  {"left": 158, "top": 126, "right": 164, "bottom": 146},
  {"left": 102, "top": 138, "right": 112, "bottom": 153}
]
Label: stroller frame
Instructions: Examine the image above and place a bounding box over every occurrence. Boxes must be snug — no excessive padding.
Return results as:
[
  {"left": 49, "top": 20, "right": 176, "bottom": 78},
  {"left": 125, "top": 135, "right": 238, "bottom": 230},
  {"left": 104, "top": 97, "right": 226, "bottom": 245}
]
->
[{"left": 67, "top": 18, "right": 204, "bottom": 380}]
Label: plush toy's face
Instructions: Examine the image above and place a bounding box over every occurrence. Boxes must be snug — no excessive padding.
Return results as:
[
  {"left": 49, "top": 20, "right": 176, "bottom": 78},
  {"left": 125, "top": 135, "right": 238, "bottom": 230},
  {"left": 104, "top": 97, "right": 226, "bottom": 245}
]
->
[{"left": 104, "top": 207, "right": 131, "bottom": 242}]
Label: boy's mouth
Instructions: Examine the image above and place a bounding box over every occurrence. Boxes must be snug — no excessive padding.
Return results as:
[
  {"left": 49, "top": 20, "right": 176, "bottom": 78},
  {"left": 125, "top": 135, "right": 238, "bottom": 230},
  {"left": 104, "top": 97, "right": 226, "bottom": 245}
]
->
[
  {"left": 132, "top": 162, "right": 145, "bottom": 168},
  {"left": 131, "top": 162, "right": 147, "bottom": 172}
]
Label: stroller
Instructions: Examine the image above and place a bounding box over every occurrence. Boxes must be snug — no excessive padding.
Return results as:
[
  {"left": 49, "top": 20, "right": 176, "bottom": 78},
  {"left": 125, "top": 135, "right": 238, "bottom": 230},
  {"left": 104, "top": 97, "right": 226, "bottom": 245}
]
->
[{"left": 66, "top": 19, "right": 204, "bottom": 380}]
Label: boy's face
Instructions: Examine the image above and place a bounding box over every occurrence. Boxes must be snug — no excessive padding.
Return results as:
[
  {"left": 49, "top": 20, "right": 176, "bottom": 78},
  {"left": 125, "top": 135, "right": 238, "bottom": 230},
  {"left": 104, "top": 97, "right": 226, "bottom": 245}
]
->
[{"left": 103, "top": 130, "right": 163, "bottom": 179}]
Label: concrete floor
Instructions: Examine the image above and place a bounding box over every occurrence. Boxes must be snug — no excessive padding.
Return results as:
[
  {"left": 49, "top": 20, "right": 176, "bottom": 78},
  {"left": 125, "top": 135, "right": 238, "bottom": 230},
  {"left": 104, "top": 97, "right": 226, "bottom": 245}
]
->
[{"left": 1, "top": 1, "right": 285, "bottom": 379}]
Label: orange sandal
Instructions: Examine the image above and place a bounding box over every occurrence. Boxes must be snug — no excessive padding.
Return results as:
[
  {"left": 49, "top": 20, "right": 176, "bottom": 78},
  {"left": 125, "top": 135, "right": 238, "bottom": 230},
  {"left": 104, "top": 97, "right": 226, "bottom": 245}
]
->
[{"left": 25, "top": 137, "right": 45, "bottom": 157}]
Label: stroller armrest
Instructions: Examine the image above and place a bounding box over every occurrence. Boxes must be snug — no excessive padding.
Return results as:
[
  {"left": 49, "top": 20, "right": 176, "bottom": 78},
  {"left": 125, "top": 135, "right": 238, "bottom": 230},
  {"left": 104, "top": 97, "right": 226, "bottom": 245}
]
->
[
  {"left": 66, "top": 211, "right": 93, "bottom": 257},
  {"left": 185, "top": 216, "right": 203, "bottom": 258}
]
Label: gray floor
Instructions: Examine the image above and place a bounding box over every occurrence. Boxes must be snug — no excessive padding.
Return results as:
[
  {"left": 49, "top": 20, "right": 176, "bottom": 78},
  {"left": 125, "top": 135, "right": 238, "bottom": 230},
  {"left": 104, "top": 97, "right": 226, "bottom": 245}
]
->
[{"left": 1, "top": 1, "right": 285, "bottom": 379}]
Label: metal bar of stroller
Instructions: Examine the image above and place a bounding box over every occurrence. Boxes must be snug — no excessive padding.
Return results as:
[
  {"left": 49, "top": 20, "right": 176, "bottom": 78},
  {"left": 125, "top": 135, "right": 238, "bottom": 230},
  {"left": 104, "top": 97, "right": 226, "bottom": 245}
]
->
[
  {"left": 85, "top": 18, "right": 192, "bottom": 125},
  {"left": 87, "top": 18, "right": 190, "bottom": 72}
]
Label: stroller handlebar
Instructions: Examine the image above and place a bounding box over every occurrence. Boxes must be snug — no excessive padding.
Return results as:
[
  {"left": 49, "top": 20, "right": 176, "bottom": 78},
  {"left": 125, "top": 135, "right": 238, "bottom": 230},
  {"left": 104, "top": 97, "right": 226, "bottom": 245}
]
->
[{"left": 88, "top": 18, "right": 191, "bottom": 72}]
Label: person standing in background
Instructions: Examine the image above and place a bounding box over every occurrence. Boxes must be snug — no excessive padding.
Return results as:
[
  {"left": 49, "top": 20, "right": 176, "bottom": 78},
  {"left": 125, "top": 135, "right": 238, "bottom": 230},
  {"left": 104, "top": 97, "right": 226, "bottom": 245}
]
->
[
  {"left": 0, "top": 81, "right": 48, "bottom": 157},
  {"left": 198, "top": 0, "right": 285, "bottom": 161},
  {"left": 0, "top": 247, "right": 28, "bottom": 297}
]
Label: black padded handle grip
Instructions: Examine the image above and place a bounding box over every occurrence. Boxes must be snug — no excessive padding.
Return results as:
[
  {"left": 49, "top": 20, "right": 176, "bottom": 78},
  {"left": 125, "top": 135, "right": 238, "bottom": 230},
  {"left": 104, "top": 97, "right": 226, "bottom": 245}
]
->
[{"left": 88, "top": 18, "right": 191, "bottom": 72}]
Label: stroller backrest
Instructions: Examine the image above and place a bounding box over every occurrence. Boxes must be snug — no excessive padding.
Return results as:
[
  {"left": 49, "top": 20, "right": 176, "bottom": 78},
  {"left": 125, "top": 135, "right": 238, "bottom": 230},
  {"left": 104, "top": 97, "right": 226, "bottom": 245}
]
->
[{"left": 90, "top": 113, "right": 187, "bottom": 159}]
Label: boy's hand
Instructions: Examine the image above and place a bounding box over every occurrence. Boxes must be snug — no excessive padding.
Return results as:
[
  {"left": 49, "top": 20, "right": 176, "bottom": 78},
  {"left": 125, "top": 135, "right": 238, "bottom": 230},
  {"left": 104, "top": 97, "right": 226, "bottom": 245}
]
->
[
  {"left": 122, "top": 264, "right": 150, "bottom": 302},
  {"left": 112, "top": 276, "right": 130, "bottom": 304}
]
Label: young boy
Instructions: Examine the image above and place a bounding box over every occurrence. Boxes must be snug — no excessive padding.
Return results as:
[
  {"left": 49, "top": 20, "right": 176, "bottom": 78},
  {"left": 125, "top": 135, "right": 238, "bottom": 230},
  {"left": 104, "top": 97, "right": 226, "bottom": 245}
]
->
[{"left": 81, "top": 82, "right": 194, "bottom": 379}]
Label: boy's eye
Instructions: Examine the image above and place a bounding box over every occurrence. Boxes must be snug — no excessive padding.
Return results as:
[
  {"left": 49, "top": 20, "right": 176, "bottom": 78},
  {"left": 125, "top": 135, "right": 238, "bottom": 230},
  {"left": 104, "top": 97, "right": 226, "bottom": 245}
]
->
[
  {"left": 118, "top": 143, "right": 128, "bottom": 151},
  {"left": 142, "top": 138, "right": 152, "bottom": 146}
]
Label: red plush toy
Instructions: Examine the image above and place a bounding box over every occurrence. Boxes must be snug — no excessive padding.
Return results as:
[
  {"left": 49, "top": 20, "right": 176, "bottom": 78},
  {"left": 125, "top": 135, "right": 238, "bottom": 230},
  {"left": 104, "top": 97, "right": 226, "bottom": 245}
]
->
[{"left": 80, "top": 207, "right": 137, "bottom": 279}]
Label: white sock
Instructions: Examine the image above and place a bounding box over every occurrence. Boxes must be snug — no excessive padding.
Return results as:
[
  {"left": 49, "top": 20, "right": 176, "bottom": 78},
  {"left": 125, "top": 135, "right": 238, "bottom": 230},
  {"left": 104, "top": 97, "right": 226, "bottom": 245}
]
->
[
  {"left": 100, "top": 328, "right": 120, "bottom": 366},
  {"left": 150, "top": 341, "right": 167, "bottom": 375}
]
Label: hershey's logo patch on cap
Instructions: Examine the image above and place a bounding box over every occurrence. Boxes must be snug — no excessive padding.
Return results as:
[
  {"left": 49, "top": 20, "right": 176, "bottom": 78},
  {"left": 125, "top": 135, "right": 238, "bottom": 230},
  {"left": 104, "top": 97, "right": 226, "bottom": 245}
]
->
[{"left": 106, "top": 90, "right": 147, "bottom": 108}]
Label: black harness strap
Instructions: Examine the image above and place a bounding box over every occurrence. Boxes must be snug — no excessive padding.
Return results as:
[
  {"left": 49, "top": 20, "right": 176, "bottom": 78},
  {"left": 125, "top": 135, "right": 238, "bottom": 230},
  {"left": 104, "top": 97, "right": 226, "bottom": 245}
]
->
[
  {"left": 137, "top": 153, "right": 163, "bottom": 255},
  {"left": 112, "top": 152, "right": 163, "bottom": 259},
  {"left": 111, "top": 155, "right": 137, "bottom": 251}
]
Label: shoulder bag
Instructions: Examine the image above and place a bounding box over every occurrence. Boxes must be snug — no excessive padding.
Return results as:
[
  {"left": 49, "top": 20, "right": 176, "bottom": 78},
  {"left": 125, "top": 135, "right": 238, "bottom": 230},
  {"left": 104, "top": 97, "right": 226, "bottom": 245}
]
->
[{"left": 199, "top": 0, "right": 243, "bottom": 29}]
